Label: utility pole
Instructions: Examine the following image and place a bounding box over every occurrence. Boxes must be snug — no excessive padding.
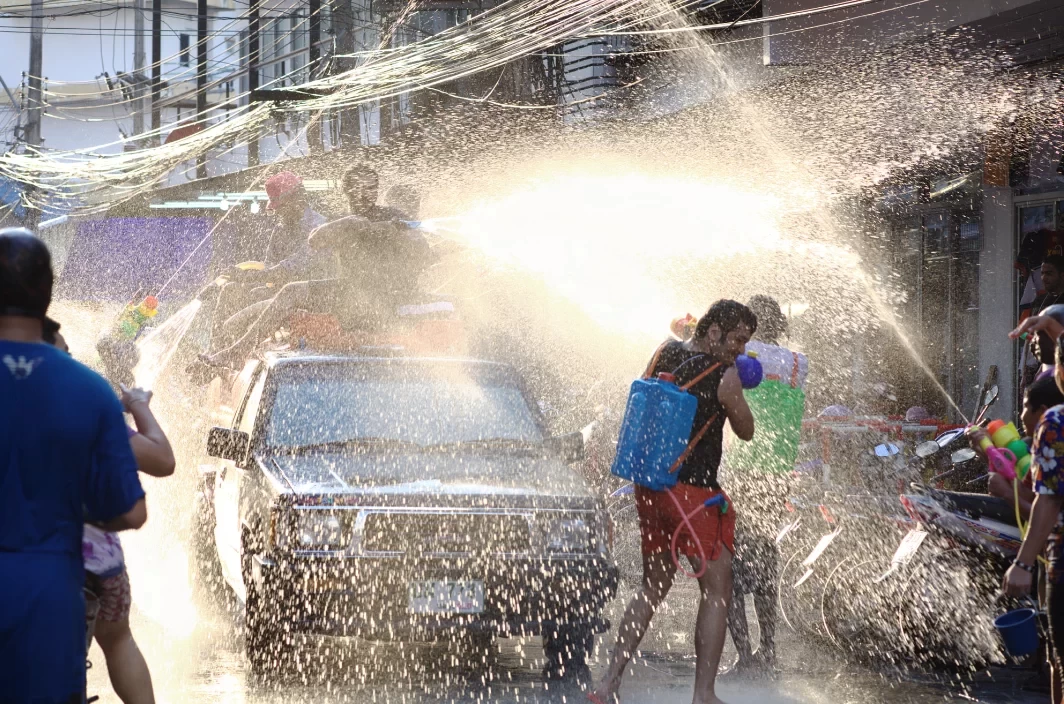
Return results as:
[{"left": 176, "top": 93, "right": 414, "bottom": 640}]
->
[
  {"left": 133, "top": 0, "right": 146, "bottom": 138},
  {"left": 248, "top": 0, "right": 260, "bottom": 166},
  {"left": 151, "top": 0, "right": 161, "bottom": 143},
  {"left": 307, "top": 0, "right": 322, "bottom": 154},
  {"left": 331, "top": 0, "right": 359, "bottom": 148},
  {"left": 25, "top": 0, "right": 44, "bottom": 228},
  {"left": 309, "top": 0, "right": 321, "bottom": 65},
  {"left": 196, "top": 0, "right": 208, "bottom": 178}
]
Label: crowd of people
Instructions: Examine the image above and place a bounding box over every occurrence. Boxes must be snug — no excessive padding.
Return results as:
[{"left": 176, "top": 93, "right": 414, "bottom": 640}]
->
[
  {"left": 200, "top": 166, "right": 438, "bottom": 368},
  {"left": 1005, "top": 305, "right": 1064, "bottom": 704},
  {"left": 11, "top": 160, "right": 1064, "bottom": 704}
]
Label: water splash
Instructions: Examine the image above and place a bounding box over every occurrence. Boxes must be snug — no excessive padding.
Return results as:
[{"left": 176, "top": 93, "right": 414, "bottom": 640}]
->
[{"left": 133, "top": 299, "right": 203, "bottom": 389}]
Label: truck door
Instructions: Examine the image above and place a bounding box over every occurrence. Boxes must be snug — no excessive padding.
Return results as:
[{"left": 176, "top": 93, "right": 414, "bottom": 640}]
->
[{"left": 214, "top": 360, "right": 260, "bottom": 593}]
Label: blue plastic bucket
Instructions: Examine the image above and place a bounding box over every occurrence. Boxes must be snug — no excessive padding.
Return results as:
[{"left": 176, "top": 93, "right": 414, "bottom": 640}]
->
[{"left": 994, "top": 608, "right": 1039, "bottom": 657}]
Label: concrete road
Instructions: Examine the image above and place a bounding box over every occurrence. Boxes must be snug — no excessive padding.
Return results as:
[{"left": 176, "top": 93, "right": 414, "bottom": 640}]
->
[{"left": 86, "top": 565, "right": 1045, "bottom": 704}]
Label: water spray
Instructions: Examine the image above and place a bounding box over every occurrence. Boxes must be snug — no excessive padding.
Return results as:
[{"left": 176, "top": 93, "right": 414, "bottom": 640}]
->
[{"left": 132, "top": 300, "right": 203, "bottom": 389}]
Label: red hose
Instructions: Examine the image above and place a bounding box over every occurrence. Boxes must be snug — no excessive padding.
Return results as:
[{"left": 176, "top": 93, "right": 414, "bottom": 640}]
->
[{"left": 668, "top": 488, "right": 713, "bottom": 579}]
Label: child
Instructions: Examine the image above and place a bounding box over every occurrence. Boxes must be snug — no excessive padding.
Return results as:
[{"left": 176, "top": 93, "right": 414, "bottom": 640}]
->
[
  {"left": 974, "top": 375, "right": 1062, "bottom": 521},
  {"left": 48, "top": 322, "right": 175, "bottom": 704}
]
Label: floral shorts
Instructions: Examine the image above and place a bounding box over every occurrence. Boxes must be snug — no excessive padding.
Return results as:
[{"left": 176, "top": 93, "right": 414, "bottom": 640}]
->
[{"left": 87, "top": 569, "right": 132, "bottom": 622}]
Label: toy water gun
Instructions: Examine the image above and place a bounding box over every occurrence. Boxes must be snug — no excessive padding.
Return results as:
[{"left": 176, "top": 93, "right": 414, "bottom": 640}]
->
[
  {"left": 735, "top": 350, "right": 763, "bottom": 389},
  {"left": 970, "top": 420, "right": 1031, "bottom": 481},
  {"left": 113, "top": 295, "right": 158, "bottom": 340}
]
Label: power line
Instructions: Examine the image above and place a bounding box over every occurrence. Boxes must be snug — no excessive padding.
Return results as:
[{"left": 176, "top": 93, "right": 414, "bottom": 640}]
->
[{"left": 0, "top": 0, "right": 958, "bottom": 213}]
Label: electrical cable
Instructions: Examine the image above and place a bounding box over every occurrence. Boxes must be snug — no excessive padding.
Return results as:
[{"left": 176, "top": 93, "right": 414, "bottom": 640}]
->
[{"left": 0, "top": 0, "right": 946, "bottom": 213}]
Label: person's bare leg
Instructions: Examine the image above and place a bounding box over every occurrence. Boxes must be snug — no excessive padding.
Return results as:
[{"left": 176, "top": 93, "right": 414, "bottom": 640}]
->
[
  {"left": 591, "top": 552, "right": 676, "bottom": 703},
  {"left": 692, "top": 548, "right": 733, "bottom": 704},
  {"left": 753, "top": 541, "right": 778, "bottom": 666},
  {"left": 726, "top": 588, "right": 752, "bottom": 664},
  {"left": 94, "top": 616, "right": 155, "bottom": 704},
  {"left": 207, "top": 281, "right": 308, "bottom": 364}
]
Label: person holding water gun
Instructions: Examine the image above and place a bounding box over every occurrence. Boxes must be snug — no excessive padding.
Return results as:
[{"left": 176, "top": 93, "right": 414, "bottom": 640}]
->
[
  {"left": 722, "top": 295, "right": 808, "bottom": 676},
  {"left": 590, "top": 300, "right": 756, "bottom": 704},
  {"left": 1004, "top": 303, "right": 1064, "bottom": 704},
  {"left": 970, "top": 376, "right": 1064, "bottom": 522}
]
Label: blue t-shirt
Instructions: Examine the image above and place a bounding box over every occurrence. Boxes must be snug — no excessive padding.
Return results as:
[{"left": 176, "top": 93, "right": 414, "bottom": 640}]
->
[{"left": 0, "top": 340, "right": 144, "bottom": 702}]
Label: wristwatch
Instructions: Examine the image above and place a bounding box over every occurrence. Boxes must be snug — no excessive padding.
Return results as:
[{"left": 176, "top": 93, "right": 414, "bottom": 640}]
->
[{"left": 1013, "top": 559, "right": 1036, "bottom": 573}]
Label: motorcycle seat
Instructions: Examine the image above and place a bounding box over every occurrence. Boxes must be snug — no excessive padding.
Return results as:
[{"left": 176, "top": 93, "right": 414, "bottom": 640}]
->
[{"left": 931, "top": 489, "right": 1017, "bottom": 527}]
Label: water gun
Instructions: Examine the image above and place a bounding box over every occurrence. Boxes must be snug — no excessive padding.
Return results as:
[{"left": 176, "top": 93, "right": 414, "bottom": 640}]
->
[
  {"left": 735, "top": 350, "right": 763, "bottom": 389},
  {"left": 113, "top": 295, "right": 159, "bottom": 340},
  {"left": 970, "top": 420, "right": 1031, "bottom": 481}
]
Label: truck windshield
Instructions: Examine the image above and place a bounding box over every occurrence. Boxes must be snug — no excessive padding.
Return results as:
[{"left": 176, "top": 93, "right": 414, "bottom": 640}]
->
[{"left": 266, "top": 363, "right": 544, "bottom": 450}]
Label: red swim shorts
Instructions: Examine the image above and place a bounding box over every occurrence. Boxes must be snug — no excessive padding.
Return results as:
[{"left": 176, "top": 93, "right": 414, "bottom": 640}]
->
[{"left": 635, "top": 483, "right": 736, "bottom": 561}]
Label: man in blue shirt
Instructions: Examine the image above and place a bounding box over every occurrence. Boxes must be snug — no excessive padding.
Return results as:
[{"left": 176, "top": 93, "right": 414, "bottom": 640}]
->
[{"left": 0, "top": 229, "right": 147, "bottom": 703}]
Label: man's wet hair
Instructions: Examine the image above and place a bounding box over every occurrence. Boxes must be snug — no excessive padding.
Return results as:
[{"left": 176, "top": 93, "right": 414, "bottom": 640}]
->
[
  {"left": 1045, "top": 254, "right": 1064, "bottom": 272},
  {"left": 1026, "top": 375, "right": 1064, "bottom": 411},
  {"left": 695, "top": 299, "right": 758, "bottom": 340},
  {"left": 341, "top": 165, "right": 379, "bottom": 190},
  {"left": 0, "top": 228, "right": 53, "bottom": 319},
  {"left": 747, "top": 294, "right": 785, "bottom": 343}
]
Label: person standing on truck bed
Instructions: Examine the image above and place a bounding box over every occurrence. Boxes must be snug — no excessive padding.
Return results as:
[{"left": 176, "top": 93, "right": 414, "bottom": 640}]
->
[
  {"left": 0, "top": 229, "right": 147, "bottom": 704},
  {"left": 590, "top": 299, "right": 757, "bottom": 704},
  {"left": 210, "top": 171, "right": 332, "bottom": 349},
  {"left": 202, "top": 166, "right": 435, "bottom": 366}
]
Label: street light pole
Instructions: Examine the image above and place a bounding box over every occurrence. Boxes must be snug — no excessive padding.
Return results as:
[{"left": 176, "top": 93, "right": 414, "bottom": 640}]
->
[
  {"left": 151, "top": 0, "right": 161, "bottom": 143},
  {"left": 196, "top": 0, "right": 208, "bottom": 178},
  {"left": 307, "top": 0, "right": 322, "bottom": 154},
  {"left": 25, "top": 0, "right": 44, "bottom": 227},
  {"left": 248, "top": 0, "right": 260, "bottom": 166},
  {"left": 133, "top": 0, "right": 146, "bottom": 138}
]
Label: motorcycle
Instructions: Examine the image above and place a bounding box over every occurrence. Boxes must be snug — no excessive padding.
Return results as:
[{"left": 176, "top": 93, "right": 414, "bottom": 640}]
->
[
  {"left": 781, "top": 370, "right": 1002, "bottom": 664},
  {"left": 862, "top": 373, "right": 1022, "bottom": 668}
]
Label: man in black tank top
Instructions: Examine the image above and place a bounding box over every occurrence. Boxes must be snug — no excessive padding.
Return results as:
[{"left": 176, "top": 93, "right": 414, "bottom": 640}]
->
[{"left": 592, "top": 300, "right": 756, "bottom": 704}]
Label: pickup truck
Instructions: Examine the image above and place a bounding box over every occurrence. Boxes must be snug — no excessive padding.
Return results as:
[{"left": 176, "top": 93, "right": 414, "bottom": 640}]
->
[{"left": 189, "top": 351, "right": 618, "bottom": 681}]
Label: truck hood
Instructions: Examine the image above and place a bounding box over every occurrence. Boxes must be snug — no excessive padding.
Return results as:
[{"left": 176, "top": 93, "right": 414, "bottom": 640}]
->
[{"left": 266, "top": 452, "right": 594, "bottom": 500}]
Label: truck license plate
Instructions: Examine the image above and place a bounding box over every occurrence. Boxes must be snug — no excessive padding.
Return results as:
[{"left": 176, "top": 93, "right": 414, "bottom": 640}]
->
[{"left": 408, "top": 580, "right": 484, "bottom": 614}]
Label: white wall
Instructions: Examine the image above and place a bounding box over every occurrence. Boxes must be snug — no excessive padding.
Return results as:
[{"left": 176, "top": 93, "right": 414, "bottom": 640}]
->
[
  {"left": 0, "top": 1, "right": 305, "bottom": 158},
  {"left": 979, "top": 185, "right": 1017, "bottom": 417}
]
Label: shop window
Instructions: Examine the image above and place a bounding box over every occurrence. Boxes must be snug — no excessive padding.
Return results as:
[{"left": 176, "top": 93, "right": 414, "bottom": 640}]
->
[{"left": 957, "top": 221, "right": 982, "bottom": 253}]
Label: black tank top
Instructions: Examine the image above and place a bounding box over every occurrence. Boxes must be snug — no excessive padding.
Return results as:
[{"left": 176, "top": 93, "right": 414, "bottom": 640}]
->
[{"left": 647, "top": 340, "right": 728, "bottom": 489}]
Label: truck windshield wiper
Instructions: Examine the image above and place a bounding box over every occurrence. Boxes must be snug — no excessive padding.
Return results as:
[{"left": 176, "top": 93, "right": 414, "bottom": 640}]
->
[
  {"left": 419, "top": 438, "right": 544, "bottom": 453},
  {"left": 273, "top": 438, "right": 421, "bottom": 454}
]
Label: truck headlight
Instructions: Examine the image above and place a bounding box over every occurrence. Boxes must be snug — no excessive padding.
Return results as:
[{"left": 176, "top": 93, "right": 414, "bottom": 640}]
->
[
  {"left": 541, "top": 517, "right": 592, "bottom": 554},
  {"left": 278, "top": 511, "right": 349, "bottom": 550}
]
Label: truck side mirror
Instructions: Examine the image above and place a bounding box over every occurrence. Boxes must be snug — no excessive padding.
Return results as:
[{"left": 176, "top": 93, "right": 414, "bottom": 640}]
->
[{"left": 206, "top": 426, "right": 250, "bottom": 462}]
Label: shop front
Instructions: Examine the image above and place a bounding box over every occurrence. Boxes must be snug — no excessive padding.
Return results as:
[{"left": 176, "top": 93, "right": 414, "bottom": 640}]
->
[{"left": 876, "top": 174, "right": 985, "bottom": 423}]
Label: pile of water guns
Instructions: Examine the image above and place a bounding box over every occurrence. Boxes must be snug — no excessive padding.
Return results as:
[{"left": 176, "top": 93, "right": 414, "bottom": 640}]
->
[{"left": 970, "top": 420, "right": 1032, "bottom": 481}]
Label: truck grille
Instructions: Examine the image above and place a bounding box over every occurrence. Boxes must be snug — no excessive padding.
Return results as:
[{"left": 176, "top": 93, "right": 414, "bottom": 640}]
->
[{"left": 361, "top": 512, "right": 531, "bottom": 555}]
